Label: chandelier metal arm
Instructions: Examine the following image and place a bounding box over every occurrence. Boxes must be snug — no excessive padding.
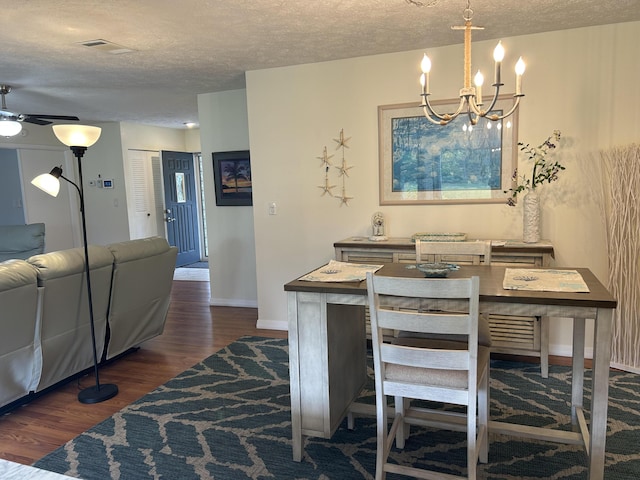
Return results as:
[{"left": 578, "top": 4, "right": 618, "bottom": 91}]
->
[
  {"left": 421, "top": 94, "right": 466, "bottom": 125},
  {"left": 484, "top": 95, "right": 523, "bottom": 121}
]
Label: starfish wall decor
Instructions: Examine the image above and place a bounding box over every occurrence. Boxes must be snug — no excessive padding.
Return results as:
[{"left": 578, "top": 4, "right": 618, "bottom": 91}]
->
[{"left": 314, "top": 128, "right": 354, "bottom": 206}]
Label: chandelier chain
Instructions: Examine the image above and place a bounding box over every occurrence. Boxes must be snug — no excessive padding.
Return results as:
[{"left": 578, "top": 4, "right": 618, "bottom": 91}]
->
[{"left": 463, "top": 0, "right": 473, "bottom": 21}]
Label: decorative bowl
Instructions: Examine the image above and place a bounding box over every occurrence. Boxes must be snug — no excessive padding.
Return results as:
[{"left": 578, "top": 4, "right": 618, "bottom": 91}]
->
[{"left": 415, "top": 262, "right": 459, "bottom": 278}]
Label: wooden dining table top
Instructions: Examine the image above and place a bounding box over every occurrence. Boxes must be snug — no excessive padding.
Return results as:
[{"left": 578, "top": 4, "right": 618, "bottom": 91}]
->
[{"left": 284, "top": 263, "right": 617, "bottom": 310}]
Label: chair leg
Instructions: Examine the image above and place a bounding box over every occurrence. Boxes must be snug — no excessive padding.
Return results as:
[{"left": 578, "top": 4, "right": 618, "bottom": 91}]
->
[
  {"left": 376, "top": 399, "right": 388, "bottom": 480},
  {"left": 468, "top": 387, "right": 478, "bottom": 480},
  {"left": 478, "top": 363, "right": 490, "bottom": 464},
  {"left": 403, "top": 398, "right": 410, "bottom": 440},
  {"left": 393, "top": 395, "right": 408, "bottom": 449}
]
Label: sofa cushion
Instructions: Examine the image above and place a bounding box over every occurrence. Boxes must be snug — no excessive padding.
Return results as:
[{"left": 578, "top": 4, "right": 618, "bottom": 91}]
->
[
  {"left": 108, "top": 236, "right": 171, "bottom": 263},
  {"left": 28, "top": 245, "right": 114, "bottom": 392},
  {"left": 0, "top": 259, "right": 40, "bottom": 405},
  {"left": 0, "top": 258, "right": 38, "bottom": 289},
  {"left": 105, "top": 237, "right": 177, "bottom": 360},
  {"left": 28, "top": 245, "right": 114, "bottom": 281},
  {"left": 0, "top": 223, "right": 45, "bottom": 262}
]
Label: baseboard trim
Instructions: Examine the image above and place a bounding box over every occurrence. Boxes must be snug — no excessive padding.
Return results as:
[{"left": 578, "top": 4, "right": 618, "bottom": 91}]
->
[
  {"left": 209, "top": 297, "right": 258, "bottom": 308},
  {"left": 256, "top": 319, "right": 288, "bottom": 331}
]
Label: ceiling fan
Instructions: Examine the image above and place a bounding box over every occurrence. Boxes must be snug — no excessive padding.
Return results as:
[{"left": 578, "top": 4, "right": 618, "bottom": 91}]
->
[{"left": 0, "top": 84, "right": 79, "bottom": 128}]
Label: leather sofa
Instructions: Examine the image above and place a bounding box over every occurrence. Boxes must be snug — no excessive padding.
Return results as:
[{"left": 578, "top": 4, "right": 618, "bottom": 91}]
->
[{"left": 0, "top": 236, "right": 177, "bottom": 411}]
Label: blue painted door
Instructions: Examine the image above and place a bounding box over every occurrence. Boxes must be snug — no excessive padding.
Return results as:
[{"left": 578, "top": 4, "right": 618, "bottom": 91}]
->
[{"left": 162, "top": 151, "right": 200, "bottom": 267}]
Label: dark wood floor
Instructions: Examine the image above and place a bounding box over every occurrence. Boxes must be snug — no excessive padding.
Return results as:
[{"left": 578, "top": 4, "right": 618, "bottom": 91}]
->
[{"left": 0, "top": 280, "right": 287, "bottom": 466}]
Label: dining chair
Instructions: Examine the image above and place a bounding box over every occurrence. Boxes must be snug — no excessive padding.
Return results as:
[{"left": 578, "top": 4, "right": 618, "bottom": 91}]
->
[
  {"left": 415, "top": 239, "right": 492, "bottom": 265},
  {"left": 366, "top": 271, "right": 490, "bottom": 480},
  {"left": 411, "top": 239, "right": 493, "bottom": 347}
]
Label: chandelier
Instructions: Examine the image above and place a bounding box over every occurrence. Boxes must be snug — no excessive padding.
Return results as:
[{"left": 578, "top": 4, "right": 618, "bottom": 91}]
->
[{"left": 419, "top": 0, "right": 525, "bottom": 125}]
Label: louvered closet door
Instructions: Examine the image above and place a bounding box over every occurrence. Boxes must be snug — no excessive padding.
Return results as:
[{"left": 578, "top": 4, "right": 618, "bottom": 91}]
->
[{"left": 126, "top": 149, "right": 161, "bottom": 239}]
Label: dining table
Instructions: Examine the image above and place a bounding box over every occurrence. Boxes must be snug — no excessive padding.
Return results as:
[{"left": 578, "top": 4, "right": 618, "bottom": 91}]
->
[{"left": 284, "top": 262, "right": 617, "bottom": 479}]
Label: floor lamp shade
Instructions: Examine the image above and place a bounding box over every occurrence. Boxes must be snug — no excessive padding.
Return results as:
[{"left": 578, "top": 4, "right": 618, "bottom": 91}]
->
[
  {"left": 31, "top": 167, "right": 63, "bottom": 197},
  {"left": 52, "top": 124, "right": 101, "bottom": 147}
]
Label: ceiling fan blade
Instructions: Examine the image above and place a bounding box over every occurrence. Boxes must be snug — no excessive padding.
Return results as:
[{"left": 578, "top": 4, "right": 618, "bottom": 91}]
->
[
  {"left": 23, "top": 114, "right": 80, "bottom": 121},
  {"left": 22, "top": 117, "right": 52, "bottom": 126}
]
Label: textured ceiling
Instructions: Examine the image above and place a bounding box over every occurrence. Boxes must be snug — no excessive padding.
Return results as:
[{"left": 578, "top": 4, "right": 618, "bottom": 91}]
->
[{"left": 1, "top": 0, "right": 639, "bottom": 130}]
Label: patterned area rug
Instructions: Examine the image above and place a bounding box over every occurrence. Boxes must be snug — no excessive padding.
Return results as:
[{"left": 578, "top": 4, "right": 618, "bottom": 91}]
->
[{"left": 34, "top": 337, "right": 640, "bottom": 479}]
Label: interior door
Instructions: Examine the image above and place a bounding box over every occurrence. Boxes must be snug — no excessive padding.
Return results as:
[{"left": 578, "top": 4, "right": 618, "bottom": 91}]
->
[
  {"left": 162, "top": 151, "right": 200, "bottom": 267},
  {"left": 126, "top": 150, "right": 163, "bottom": 240}
]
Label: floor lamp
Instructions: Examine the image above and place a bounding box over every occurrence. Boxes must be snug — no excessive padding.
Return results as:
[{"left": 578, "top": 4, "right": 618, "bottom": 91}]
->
[{"left": 31, "top": 124, "right": 118, "bottom": 404}]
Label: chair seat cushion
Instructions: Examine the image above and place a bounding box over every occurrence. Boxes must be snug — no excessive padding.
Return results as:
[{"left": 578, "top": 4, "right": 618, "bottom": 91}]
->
[{"left": 385, "top": 342, "right": 490, "bottom": 389}]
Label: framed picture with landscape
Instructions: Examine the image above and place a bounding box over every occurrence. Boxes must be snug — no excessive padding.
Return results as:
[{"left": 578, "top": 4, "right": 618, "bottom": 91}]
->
[
  {"left": 212, "top": 150, "right": 252, "bottom": 206},
  {"left": 378, "top": 95, "right": 518, "bottom": 205}
]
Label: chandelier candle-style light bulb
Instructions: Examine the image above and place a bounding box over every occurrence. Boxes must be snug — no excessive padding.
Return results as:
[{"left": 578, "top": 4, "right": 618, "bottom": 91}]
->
[
  {"left": 417, "top": 0, "right": 525, "bottom": 126},
  {"left": 493, "top": 41, "right": 505, "bottom": 85},
  {"left": 474, "top": 70, "right": 484, "bottom": 106},
  {"left": 420, "top": 54, "right": 431, "bottom": 95},
  {"left": 515, "top": 57, "right": 526, "bottom": 95}
]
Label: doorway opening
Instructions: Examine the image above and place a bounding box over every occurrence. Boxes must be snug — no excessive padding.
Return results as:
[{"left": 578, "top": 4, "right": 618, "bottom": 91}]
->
[{"left": 126, "top": 149, "right": 208, "bottom": 270}]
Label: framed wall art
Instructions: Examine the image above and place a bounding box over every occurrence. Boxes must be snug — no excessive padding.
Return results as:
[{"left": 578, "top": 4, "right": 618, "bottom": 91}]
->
[
  {"left": 378, "top": 95, "right": 518, "bottom": 205},
  {"left": 212, "top": 150, "right": 252, "bottom": 206}
]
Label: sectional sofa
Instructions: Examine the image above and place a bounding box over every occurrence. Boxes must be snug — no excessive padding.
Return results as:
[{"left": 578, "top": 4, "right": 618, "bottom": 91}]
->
[{"left": 0, "top": 236, "right": 177, "bottom": 412}]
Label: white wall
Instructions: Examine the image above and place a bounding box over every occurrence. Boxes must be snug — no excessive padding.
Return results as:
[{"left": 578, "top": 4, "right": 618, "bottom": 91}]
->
[
  {"left": 198, "top": 89, "right": 257, "bottom": 307},
  {"left": 243, "top": 22, "right": 640, "bottom": 354},
  {"left": 184, "top": 128, "right": 201, "bottom": 153},
  {"left": 0, "top": 149, "right": 25, "bottom": 225}
]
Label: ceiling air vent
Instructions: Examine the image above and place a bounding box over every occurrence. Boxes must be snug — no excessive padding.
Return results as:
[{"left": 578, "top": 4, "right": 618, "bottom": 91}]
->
[{"left": 78, "top": 39, "right": 135, "bottom": 55}]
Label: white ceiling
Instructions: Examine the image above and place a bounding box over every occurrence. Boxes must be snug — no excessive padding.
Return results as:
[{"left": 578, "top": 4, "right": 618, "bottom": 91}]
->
[{"left": 2, "top": 0, "right": 639, "bottom": 130}]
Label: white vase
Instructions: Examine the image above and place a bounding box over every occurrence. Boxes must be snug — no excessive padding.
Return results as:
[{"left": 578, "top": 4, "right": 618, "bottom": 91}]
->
[{"left": 523, "top": 190, "right": 541, "bottom": 243}]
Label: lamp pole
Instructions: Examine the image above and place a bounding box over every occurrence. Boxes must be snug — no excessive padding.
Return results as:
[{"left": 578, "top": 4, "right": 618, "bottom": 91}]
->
[{"left": 70, "top": 145, "right": 118, "bottom": 404}]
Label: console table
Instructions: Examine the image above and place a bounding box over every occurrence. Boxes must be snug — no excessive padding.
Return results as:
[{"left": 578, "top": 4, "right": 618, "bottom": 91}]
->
[{"left": 334, "top": 237, "right": 555, "bottom": 377}]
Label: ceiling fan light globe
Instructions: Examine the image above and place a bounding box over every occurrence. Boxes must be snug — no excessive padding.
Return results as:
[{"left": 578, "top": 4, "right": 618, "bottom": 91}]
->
[
  {"left": 53, "top": 124, "right": 102, "bottom": 148},
  {"left": 0, "top": 118, "right": 23, "bottom": 137}
]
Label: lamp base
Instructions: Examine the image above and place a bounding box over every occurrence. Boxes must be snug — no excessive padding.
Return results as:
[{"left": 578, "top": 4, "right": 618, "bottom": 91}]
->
[{"left": 78, "top": 383, "right": 119, "bottom": 404}]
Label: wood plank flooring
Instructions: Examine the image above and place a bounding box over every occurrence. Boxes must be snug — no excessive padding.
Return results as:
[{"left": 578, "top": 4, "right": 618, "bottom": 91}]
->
[{"left": 0, "top": 280, "right": 287, "bottom": 466}]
